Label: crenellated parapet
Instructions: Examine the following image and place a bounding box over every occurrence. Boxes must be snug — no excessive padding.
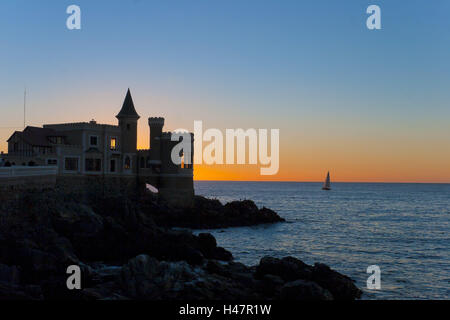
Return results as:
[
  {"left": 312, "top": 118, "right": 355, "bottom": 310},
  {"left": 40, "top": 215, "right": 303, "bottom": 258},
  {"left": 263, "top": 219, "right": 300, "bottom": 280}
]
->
[{"left": 148, "top": 117, "right": 165, "bottom": 126}]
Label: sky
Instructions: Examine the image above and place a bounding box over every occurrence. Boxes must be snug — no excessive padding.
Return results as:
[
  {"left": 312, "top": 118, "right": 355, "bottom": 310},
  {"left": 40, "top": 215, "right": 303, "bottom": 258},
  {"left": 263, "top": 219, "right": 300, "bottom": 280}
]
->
[{"left": 0, "top": 0, "right": 449, "bottom": 182}]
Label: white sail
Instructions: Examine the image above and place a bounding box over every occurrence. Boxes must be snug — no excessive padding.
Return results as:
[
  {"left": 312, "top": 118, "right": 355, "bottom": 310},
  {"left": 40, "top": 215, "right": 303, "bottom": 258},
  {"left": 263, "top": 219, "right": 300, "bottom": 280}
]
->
[{"left": 322, "top": 171, "right": 331, "bottom": 190}]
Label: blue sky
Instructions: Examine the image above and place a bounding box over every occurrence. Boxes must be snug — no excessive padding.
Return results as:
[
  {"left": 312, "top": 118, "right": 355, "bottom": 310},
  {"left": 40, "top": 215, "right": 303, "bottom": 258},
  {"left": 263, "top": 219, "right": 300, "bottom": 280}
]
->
[{"left": 1, "top": 0, "right": 449, "bottom": 181}]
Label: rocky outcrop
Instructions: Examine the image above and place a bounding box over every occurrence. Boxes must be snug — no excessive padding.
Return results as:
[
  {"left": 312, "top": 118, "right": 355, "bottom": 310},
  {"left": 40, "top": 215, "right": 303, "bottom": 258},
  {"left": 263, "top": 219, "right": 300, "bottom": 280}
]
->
[
  {"left": 311, "top": 263, "right": 363, "bottom": 300},
  {"left": 147, "top": 196, "right": 285, "bottom": 229},
  {"left": 0, "top": 190, "right": 235, "bottom": 299},
  {"left": 80, "top": 255, "right": 360, "bottom": 300},
  {"left": 280, "top": 280, "right": 333, "bottom": 300},
  {"left": 255, "top": 256, "right": 313, "bottom": 282},
  {"left": 253, "top": 256, "right": 361, "bottom": 300},
  {"left": 119, "top": 255, "right": 258, "bottom": 300},
  {"left": 0, "top": 189, "right": 361, "bottom": 300}
]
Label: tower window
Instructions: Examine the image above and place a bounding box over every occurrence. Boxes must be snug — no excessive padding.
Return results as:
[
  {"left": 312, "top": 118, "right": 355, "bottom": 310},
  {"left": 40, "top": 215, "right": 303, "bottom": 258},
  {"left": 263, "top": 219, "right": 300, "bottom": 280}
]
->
[
  {"left": 127, "top": 124, "right": 131, "bottom": 131},
  {"left": 110, "top": 137, "right": 117, "bottom": 150}
]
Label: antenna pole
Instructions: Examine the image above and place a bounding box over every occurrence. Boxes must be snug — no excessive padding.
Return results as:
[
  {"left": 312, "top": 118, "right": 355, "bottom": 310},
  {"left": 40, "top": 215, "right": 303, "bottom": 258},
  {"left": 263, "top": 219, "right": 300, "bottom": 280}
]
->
[{"left": 23, "top": 88, "right": 26, "bottom": 129}]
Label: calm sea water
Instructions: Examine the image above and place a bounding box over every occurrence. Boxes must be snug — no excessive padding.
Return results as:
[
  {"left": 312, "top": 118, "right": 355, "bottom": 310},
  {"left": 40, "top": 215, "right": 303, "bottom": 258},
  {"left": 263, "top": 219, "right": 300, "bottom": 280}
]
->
[{"left": 194, "top": 181, "right": 450, "bottom": 300}]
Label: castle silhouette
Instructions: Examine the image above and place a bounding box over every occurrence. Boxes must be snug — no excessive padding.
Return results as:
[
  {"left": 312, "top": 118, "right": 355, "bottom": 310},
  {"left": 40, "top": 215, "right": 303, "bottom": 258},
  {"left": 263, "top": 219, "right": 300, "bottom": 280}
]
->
[{"left": 4, "top": 89, "right": 194, "bottom": 204}]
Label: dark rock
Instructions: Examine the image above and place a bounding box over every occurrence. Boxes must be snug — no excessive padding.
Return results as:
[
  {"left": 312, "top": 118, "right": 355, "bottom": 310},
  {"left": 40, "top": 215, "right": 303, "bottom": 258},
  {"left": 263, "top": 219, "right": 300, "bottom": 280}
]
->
[
  {"left": 41, "top": 275, "right": 83, "bottom": 300},
  {"left": 90, "top": 264, "right": 122, "bottom": 284},
  {"left": 148, "top": 195, "right": 285, "bottom": 229},
  {"left": 149, "top": 230, "right": 232, "bottom": 263},
  {"left": 206, "top": 261, "right": 252, "bottom": 281},
  {"left": 255, "top": 256, "right": 312, "bottom": 281},
  {"left": 206, "top": 260, "right": 230, "bottom": 277},
  {"left": 13, "top": 247, "right": 59, "bottom": 279},
  {"left": 280, "top": 279, "right": 333, "bottom": 300},
  {"left": 120, "top": 255, "right": 200, "bottom": 299},
  {"left": 198, "top": 233, "right": 217, "bottom": 252},
  {"left": 259, "top": 274, "right": 284, "bottom": 297},
  {"left": 311, "top": 263, "right": 362, "bottom": 300},
  {"left": 79, "top": 281, "right": 125, "bottom": 300},
  {"left": 208, "top": 246, "right": 233, "bottom": 261},
  {"left": 52, "top": 204, "right": 104, "bottom": 237},
  {"left": 0, "top": 189, "right": 361, "bottom": 301},
  {"left": 224, "top": 200, "right": 259, "bottom": 215},
  {"left": 182, "top": 247, "right": 205, "bottom": 266},
  {"left": 0, "top": 282, "right": 34, "bottom": 300},
  {"left": 197, "top": 232, "right": 230, "bottom": 261},
  {"left": 0, "top": 264, "right": 20, "bottom": 284},
  {"left": 120, "top": 255, "right": 260, "bottom": 300}
]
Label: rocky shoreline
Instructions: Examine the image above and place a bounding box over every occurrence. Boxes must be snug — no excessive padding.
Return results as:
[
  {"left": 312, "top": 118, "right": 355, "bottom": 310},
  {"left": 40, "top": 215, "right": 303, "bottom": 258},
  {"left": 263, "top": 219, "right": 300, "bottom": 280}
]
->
[
  {"left": 0, "top": 189, "right": 361, "bottom": 300},
  {"left": 146, "top": 195, "right": 286, "bottom": 229}
]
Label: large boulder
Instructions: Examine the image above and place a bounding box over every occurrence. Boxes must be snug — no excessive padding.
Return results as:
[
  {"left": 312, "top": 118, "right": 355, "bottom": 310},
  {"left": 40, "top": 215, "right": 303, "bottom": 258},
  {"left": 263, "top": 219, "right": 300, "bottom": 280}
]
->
[
  {"left": 120, "top": 255, "right": 200, "bottom": 299},
  {"left": 120, "top": 255, "right": 260, "bottom": 300},
  {"left": 223, "top": 200, "right": 285, "bottom": 226},
  {"left": 148, "top": 230, "right": 232, "bottom": 264},
  {"left": 255, "top": 256, "right": 313, "bottom": 281},
  {"left": 311, "top": 263, "right": 362, "bottom": 300},
  {"left": 280, "top": 279, "right": 333, "bottom": 300},
  {"left": 197, "top": 233, "right": 233, "bottom": 261}
]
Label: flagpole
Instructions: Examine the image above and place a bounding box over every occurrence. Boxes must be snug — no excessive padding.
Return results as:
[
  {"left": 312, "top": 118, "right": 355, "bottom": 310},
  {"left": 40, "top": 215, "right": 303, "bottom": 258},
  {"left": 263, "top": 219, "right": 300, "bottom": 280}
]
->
[{"left": 23, "top": 88, "right": 26, "bottom": 129}]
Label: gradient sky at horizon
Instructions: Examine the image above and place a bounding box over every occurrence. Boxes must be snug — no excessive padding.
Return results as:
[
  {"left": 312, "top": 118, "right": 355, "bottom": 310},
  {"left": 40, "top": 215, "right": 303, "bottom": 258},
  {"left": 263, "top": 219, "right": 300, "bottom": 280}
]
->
[{"left": 1, "top": 0, "right": 449, "bottom": 182}]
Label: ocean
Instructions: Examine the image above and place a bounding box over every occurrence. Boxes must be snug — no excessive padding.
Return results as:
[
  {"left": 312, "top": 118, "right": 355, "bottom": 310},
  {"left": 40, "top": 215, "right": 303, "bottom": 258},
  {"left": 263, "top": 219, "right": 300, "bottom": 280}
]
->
[{"left": 194, "top": 181, "right": 450, "bottom": 300}]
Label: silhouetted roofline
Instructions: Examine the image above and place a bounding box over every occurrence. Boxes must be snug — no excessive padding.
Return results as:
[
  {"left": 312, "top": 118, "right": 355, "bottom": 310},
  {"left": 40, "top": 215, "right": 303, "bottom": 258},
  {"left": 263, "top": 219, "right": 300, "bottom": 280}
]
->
[
  {"left": 116, "top": 88, "right": 140, "bottom": 119},
  {"left": 6, "top": 126, "right": 63, "bottom": 147}
]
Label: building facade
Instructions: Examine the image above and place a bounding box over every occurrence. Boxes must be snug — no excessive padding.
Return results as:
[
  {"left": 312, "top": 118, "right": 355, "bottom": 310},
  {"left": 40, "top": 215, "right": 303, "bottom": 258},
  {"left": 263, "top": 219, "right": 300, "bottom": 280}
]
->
[{"left": 2, "top": 89, "right": 194, "bottom": 204}]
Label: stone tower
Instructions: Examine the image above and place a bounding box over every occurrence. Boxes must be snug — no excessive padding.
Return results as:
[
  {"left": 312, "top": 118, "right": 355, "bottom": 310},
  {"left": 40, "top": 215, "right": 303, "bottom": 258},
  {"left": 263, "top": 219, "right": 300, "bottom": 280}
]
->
[
  {"left": 148, "top": 117, "right": 164, "bottom": 160},
  {"left": 116, "top": 89, "right": 140, "bottom": 172}
]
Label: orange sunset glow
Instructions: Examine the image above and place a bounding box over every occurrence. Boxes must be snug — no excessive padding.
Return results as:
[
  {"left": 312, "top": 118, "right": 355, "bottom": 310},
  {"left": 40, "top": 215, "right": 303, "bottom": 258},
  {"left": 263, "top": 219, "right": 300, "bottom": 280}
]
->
[{"left": 136, "top": 125, "right": 450, "bottom": 183}]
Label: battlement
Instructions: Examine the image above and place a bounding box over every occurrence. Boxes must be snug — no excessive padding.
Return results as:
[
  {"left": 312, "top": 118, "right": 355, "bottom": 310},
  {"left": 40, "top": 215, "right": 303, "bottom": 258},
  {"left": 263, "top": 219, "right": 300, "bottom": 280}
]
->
[{"left": 148, "top": 117, "right": 165, "bottom": 126}]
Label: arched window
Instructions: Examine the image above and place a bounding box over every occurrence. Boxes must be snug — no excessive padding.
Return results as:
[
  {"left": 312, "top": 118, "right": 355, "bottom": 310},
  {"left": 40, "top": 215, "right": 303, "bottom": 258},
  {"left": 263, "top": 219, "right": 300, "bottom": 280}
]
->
[
  {"left": 140, "top": 157, "right": 145, "bottom": 168},
  {"left": 124, "top": 156, "right": 131, "bottom": 170}
]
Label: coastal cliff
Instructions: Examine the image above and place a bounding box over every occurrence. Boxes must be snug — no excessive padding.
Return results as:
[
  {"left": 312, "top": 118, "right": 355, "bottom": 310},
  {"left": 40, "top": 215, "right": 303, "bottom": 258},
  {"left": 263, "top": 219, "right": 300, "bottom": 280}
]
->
[{"left": 0, "top": 189, "right": 361, "bottom": 300}]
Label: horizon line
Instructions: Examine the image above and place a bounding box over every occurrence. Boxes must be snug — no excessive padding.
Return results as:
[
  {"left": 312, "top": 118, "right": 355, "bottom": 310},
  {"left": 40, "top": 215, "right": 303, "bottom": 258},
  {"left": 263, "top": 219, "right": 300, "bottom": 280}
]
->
[{"left": 194, "top": 179, "right": 450, "bottom": 184}]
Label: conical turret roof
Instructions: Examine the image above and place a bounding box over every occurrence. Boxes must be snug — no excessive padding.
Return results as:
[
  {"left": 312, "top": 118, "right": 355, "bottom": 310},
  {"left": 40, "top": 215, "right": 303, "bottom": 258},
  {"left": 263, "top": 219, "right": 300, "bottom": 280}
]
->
[{"left": 116, "top": 89, "right": 140, "bottom": 119}]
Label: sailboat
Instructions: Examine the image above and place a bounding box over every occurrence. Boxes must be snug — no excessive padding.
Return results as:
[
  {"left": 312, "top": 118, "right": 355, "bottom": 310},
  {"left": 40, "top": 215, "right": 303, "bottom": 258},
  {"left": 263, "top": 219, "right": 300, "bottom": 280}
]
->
[{"left": 322, "top": 171, "right": 331, "bottom": 190}]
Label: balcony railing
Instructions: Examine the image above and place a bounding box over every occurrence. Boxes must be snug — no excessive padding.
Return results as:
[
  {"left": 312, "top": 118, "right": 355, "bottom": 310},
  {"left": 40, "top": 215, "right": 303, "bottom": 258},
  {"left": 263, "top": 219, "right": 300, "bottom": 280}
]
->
[{"left": 0, "top": 166, "right": 58, "bottom": 178}]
